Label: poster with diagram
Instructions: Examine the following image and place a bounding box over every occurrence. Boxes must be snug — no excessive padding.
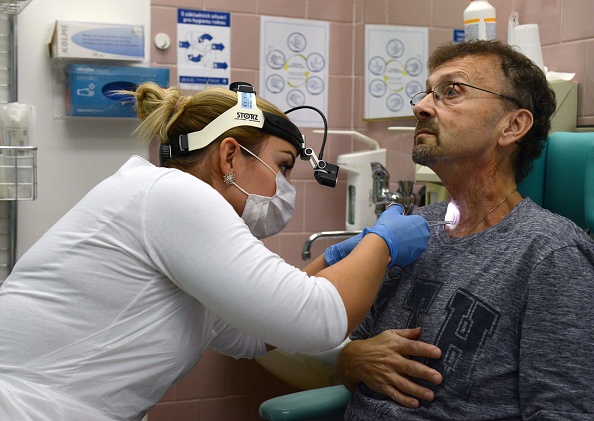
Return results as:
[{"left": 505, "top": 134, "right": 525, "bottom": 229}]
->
[
  {"left": 260, "top": 16, "right": 329, "bottom": 127},
  {"left": 177, "top": 9, "right": 231, "bottom": 90},
  {"left": 365, "top": 25, "right": 428, "bottom": 120}
]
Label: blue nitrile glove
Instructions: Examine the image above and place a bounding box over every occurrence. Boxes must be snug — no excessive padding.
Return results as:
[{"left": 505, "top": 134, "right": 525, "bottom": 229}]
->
[
  {"left": 324, "top": 231, "right": 365, "bottom": 266},
  {"left": 363, "top": 204, "right": 430, "bottom": 267},
  {"left": 324, "top": 204, "right": 406, "bottom": 266}
]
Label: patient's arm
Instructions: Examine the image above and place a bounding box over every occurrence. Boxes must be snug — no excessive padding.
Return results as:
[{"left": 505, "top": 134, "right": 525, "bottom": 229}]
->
[{"left": 337, "top": 327, "right": 443, "bottom": 409}]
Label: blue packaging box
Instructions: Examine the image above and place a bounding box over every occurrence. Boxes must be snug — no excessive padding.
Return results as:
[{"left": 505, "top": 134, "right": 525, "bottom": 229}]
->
[{"left": 65, "top": 64, "right": 169, "bottom": 117}]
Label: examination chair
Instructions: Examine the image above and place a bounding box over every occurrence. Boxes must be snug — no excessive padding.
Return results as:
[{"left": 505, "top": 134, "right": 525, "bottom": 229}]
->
[{"left": 259, "top": 131, "right": 594, "bottom": 421}]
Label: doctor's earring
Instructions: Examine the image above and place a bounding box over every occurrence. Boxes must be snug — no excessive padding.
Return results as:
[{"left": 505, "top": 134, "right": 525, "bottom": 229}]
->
[{"left": 223, "top": 172, "right": 236, "bottom": 185}]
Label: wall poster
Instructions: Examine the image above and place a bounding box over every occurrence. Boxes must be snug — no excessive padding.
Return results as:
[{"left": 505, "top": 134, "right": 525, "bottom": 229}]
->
[
  {"left": 177, "top": 9, "right": 231, "bottom": 90},
  {"left": 364, "top": 25, "right": 428, "bottom": 120},
  {"left": 260, "top": 16, "right": 329, "bottom": 127}
]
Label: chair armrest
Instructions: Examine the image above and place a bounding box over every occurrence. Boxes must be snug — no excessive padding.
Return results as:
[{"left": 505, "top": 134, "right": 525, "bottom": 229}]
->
[{"left": 259, "top": 385, "right": 352, "bottom": 421}]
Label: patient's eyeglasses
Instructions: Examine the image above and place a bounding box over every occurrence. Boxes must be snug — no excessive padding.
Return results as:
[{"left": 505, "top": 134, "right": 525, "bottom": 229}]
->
[{"left": 409, "top": 81, "right": 521, "bottom": 109}]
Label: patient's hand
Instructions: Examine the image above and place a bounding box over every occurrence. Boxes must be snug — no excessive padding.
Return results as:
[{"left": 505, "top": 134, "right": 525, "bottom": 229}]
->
[{"left": 337, "top": 327, "right": 442, "bottom": 409}]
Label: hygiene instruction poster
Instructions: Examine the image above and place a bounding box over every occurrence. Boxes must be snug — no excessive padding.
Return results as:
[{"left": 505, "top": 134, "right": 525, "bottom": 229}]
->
[
  {"left": 177, "top": 9, "right": 231, "bottom": 90},
  {"left": 259, "top": 16, "right": 329, "bottom": 127},
  {"left": 365, "top": 25, "right": 428, "bottom": 120}
]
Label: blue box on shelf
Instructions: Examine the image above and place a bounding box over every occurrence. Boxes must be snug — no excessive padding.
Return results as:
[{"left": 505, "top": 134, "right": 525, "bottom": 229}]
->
[{"left": 65, "top": 64, "right": 169, "bottom": 117}]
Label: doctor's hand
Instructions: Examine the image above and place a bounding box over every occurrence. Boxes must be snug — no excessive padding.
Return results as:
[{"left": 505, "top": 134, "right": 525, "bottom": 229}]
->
[
  {"left": 324, "top": 231, "right": 364, "bottom": 266},
  {"left": 364, "top": 205, "right": 429, "bottom": 267},
  {"left": 323, "top": 205, "right": 406, "bottom": 267},
  {"left": 337, "top": 327, "right": 442, "bottom": 409}
]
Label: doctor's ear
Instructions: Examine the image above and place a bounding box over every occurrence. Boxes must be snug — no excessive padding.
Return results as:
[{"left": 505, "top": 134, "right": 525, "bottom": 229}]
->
[
  {"left": 219, "top": 137, "right": 241, "bottom": 174},
  {"left": 500, "top": 109, "right": 533, "bottom": 146}
]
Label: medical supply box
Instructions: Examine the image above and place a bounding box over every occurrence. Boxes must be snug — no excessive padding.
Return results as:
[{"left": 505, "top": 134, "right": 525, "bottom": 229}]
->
[
  {"left": 49, "top": 21, "right": 145, "bottom": 61},
  {"left": 65, "top": 64, "right": 169, "bottom": 117}
]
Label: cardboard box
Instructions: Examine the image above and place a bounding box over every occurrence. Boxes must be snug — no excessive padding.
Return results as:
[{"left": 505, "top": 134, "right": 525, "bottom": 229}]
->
[
  {"left": 49, "top": 21, "right": 145, "bottom": 61},
  {"left": 65, "top": 64, "right": 169, "bottom": 117},
  {"left": 549, "top": 81, "right": 578, "bottom": 133}
]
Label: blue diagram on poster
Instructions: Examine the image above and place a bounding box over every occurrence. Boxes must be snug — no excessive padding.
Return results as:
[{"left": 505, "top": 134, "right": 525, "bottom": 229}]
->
[
  {"left": 260, "top": 16, "right": 329, "bottom": 127},
  {"left": 365, "top": 25, "right": 428, "bottom": 120},
  {"left": 177, "top": 9, "right": 230, "bottom": 89}
]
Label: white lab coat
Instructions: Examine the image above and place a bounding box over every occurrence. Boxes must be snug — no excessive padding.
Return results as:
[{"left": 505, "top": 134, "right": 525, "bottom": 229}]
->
[{"left": 0, "top": 156, "right": 347, "bottom": 420}]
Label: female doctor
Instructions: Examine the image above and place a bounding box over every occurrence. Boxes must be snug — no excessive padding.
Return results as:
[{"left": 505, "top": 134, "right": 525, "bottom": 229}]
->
[{"left": 0, "top": 82, "right": 429, "bottom": 421}]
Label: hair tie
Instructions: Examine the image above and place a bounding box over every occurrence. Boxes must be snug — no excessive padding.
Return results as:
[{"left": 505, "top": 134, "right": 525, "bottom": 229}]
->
[{"left": 173, "top": 95, "right": 185, "bottom": 113}]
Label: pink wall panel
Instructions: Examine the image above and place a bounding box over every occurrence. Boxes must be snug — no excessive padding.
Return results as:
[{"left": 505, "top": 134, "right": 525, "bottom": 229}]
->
[
  {"left": 388, "top": 0, "right": 434, "bottom": 27},
  {"left": 229, "top": 14, "right": 261, "bottom": 70},
  {"left": 561, "top": 0, "right": 594, "bottom": 41},
  {"left": 328, "top": 22, "right": 354, "bottom": 76},
  {"left": 257, "top": 0, "right": 307, "bottom": 18},
  {"left": 308, "top": 0, "right": 353, "bottom": 22}
]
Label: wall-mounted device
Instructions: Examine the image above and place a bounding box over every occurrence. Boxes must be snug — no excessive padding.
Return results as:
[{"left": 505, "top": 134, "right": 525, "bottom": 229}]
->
[
  {"left": 338, "top": 148, "right": 386, "bottom": 230},
  {"left": 313, "top": 130, "right": 386, "bottom": 230}
]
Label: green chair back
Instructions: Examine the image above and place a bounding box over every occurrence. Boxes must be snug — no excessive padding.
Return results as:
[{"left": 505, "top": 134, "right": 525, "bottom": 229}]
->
[{"left": 518, "top": 131, "right": 594, "bottom": 231}]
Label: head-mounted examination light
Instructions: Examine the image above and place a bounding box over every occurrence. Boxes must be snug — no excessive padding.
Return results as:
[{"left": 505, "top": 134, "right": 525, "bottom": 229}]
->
[{"left": 160, "top": 82, "right": 339, "bottom": 188}]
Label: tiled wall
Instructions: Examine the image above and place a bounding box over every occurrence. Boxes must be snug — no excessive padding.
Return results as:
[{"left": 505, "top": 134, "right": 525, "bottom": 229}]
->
[{"left": 148, "top": 1, "right": 594, "bottom": 420}]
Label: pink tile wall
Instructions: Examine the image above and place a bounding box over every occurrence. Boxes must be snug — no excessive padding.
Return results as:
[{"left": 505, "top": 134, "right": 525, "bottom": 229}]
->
[
  {"left": 148, "top": 1, "right": 594, "bottom": 419},
  {"left": 504, "top": 0, "right": 594, "bottom": 124},
  {"left": 148, "top": 350, "right": 299, "bottom": 421}
]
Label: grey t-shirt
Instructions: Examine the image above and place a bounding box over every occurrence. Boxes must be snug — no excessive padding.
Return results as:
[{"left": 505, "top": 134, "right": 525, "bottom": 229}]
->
[{"left": 346, "top": 198, "right": 594, "bottom": 420}]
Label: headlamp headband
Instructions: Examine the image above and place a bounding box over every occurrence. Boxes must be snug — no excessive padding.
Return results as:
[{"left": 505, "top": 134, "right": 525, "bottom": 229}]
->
[
  {"left": 160, "top": 82, "right": 339, "bottom": 188},
  {"left": 169, "top": 82, "right": 303, "bottom": 157}
]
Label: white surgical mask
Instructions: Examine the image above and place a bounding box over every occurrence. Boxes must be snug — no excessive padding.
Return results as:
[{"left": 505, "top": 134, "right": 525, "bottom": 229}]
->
[{"left": 232, "top": 145, "right": 296, "bottom": 239}]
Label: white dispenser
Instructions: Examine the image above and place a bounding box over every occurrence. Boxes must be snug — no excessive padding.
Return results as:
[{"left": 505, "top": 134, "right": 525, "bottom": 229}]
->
[
  {"left": 338, "top": 148, "right": 386, "bottom": 230},
  {"left": 464, "top": 0, "right": 496, "bottom": 41},
  {"left": 313, "top": 130, "right": 386, "bottom": 230}
]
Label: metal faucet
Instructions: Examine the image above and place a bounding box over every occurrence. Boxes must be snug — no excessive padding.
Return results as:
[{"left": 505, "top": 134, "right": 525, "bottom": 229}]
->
[
  {"left": 371, "top": 162, "right": 416, "bottom": 216},
  {"left": 301, "top": 230, "right": 362, "bottom": 261},
  {"left": 301, "top": 163, "right": 415, "bottom": 261}
]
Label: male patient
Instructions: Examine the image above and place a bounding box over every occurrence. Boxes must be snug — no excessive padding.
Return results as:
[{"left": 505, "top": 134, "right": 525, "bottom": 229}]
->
[{"left": 336, "top": 40, "right": 594, "bottom": 420}]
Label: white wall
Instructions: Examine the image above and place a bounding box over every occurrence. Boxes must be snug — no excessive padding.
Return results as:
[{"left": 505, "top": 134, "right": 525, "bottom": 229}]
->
[{"left": 16, "top": 0, "right": 151, "bottom": 257}]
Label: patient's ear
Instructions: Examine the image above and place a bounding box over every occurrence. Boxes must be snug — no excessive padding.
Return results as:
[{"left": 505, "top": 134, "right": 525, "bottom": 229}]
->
[{"left": 500, "top": 109, "right": 533, "bottom": 147}]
